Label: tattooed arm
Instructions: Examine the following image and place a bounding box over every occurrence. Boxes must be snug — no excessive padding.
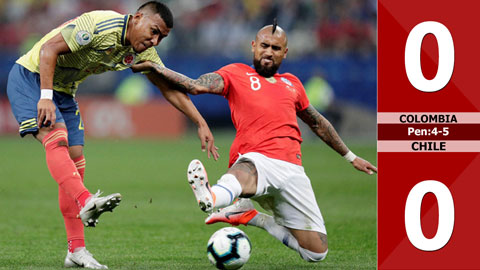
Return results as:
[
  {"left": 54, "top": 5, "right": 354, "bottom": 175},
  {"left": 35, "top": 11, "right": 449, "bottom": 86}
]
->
[
  {"left": 297, "top": 105, "right": 349, "bottom": 155},
  {"left": 145, "top": 72, "right": 219, "bottom": 160},
  {"left": 297, "top": 105, "right": 377, "bottom": 174},
  {"left": 131, "top": 62, "right": 224, "bottom": 95}
]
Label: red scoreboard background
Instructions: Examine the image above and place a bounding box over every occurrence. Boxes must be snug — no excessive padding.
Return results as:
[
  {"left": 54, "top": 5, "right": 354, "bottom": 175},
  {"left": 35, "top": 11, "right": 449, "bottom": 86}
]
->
[{"left": 378, "top": 0, "right": 480, "bottom": 269}]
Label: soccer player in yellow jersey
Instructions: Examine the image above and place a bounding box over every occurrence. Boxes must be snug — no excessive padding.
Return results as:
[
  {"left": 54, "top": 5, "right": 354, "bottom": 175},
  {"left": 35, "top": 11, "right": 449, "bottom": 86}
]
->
[{"left": 6, "top": 1, "right": 218, "bottom": 269}]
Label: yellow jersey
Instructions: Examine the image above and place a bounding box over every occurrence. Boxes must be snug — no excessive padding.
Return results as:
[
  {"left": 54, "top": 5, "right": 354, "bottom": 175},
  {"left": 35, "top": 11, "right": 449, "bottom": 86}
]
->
[{"left": 16, "top": 10, "right": 164, "bottom": 96}]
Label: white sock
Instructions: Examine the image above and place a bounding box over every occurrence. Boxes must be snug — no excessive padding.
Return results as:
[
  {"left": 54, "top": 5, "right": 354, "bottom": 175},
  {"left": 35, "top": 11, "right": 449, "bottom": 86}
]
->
[
  {"left": 297, "top": 247, "right": 328, "bottom": 262},
  {"left": 248, "top": 212, "right": 300, "bottom": 250},
  {"left": 211, "top": 174, "right": 242, "bottom": 208},
  {"left": 248, "top": 212, "right": 328, "bottom": 262}
]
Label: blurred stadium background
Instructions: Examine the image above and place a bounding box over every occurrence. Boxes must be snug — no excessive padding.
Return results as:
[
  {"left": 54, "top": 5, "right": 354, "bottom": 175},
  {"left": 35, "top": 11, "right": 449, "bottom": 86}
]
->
[
  {"left": 0, "top": 0, "right": 376, "bottom": 140},
  {"left": 0, "top": 1, "right": 377, "bottom": 269}
]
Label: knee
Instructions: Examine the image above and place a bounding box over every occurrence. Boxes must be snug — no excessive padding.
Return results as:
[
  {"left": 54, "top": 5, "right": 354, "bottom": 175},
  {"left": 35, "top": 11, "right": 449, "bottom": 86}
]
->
[
  {"left": 42, "top": 128, "right": 69, "bottom": 148},
  {"left": 298, "top": 247, "right": 328, "bottom": 262},
  {"left": 68, "top": 145, "right": 83, "bottom": 160},
  {"left": 227, "top": 161, "right": 257, "bottom": 196},
  {"left": 36, "top": 123, "right": 68, "bottom": 144},
  {"left": 297, "top": 233, "right": 328, "bottom": 262}
]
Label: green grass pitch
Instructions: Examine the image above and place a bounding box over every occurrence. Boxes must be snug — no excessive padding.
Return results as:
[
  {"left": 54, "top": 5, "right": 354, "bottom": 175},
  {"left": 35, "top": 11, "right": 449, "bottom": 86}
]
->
[{"left": 0, "top": 134, "right": 376, "bottom": 269}]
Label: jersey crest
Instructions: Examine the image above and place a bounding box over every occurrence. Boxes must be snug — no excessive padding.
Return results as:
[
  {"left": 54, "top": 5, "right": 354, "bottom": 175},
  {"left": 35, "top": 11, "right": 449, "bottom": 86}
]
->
[
  {"left": 265, "top": 77, "right": 277, "bottom": 83},
  {"left": 281, "top": 77, "right": 296, "bottom": 93},
  {"left": 122, "top": 53, "right": 136, "bottom": 66},
  {"left": 281, "top": 77, "right": 293, "bottom": 86}
]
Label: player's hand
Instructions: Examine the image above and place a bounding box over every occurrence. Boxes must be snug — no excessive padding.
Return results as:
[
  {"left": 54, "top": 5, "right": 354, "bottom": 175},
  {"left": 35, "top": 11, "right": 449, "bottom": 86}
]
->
[
  {"left": 37, "top": 99, "right": 56, "bottom": 128},
  {"left": 197, "top": 124, "right": 220, "bottom": 161},
  {"left": 352, "top": 157, "right": 377, "bottom": 175},
  {"left": 131, "top": 61, "right": 153, "bottom": 73}
]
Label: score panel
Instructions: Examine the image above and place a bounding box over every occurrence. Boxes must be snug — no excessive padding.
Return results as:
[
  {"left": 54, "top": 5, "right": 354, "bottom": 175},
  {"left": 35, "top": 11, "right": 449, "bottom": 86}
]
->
[{"left": 378, "top": 0, "right": 480, "bottom": 268}]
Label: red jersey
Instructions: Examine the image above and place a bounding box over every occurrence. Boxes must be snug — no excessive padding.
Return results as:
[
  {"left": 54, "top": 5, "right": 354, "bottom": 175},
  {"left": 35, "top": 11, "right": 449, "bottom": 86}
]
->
[{"left": 215, "top": 63, "right": 310, "bottom": 167}]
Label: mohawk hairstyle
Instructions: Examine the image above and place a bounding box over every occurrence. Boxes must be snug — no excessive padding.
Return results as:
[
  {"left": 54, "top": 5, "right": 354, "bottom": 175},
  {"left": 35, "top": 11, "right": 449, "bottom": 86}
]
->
[{"left": 272, "top": 18, "right": 278, "bottom": 34}]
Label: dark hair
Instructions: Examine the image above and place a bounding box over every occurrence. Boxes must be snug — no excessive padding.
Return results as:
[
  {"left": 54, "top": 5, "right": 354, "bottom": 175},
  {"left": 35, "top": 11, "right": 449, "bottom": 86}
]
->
[{"left": 137, "top": 1, "right": 173, "bottom": 28}]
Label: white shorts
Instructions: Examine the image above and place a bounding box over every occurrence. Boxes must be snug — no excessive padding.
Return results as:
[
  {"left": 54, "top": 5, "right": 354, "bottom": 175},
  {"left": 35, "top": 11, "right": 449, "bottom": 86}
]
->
[{"left": 234, "top": 152, "right": 326, "bottom": 234}]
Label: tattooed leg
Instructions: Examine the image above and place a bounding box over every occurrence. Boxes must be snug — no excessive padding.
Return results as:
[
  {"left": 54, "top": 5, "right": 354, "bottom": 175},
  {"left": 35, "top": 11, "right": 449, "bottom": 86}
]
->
[{"left": 226, "top": 160, "right": 258, "bottom": 197}]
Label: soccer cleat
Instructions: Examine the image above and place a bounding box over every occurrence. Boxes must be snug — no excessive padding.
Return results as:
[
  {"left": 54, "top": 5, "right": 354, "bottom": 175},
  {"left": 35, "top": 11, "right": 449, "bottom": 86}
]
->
[
  {"left": 64, "top": 247, "right": 108, "bottom": 269},
  {"left": 205, "top": 199, "right": 258, "bottom": 226},
  {"left": 187, "top": 159, "right": 214, "bottom": 212},
  {"left": 78, "top": 190, "right": 122, "bottom": 227}
]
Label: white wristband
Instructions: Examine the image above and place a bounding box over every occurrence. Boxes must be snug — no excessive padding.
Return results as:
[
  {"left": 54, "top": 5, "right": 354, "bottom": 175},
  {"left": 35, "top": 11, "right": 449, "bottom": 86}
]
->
[
  {"left": 40, "top": 89, "right": 53, "bottom": 100},
  {"left": 343, "top": 151, "right": 357, "bottom": 163}
]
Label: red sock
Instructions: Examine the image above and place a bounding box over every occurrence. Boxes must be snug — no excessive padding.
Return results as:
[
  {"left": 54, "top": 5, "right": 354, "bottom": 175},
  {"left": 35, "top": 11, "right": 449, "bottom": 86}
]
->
[
  {"left": 61, "top": 155, "right": 87, "bottom": 253},
  {"left": 68, "top": 239, "right": 85, "bottom": 253},
  {"left": 60, "top": 186, "right": 86, "bottom": 252},
  {"left": 76, "top": 190, "right": 91, "bottom": 207},
  {"left": 72, "top": 155, "right": 90, "bottom": 206},
  {"left": 43, "top": 129, "right": 89, "bottom": 206},
  {"left": 72, "top": 155, "right": 86, "bottom": 180}
]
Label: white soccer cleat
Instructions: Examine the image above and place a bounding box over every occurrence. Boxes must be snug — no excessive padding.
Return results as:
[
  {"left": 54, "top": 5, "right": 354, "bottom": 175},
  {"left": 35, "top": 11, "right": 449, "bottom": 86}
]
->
[
  {"left": 205, "top": 199, "right": 258, "bottom": 226},
  {"left": 187, "top": 159, "right": 214, "bottom": 212},
  {"left": 64, "top": 248, "right": 108, "bottom": 269},
  {"left": 78, "top": 190, "right": 122, "bottom": 227}
]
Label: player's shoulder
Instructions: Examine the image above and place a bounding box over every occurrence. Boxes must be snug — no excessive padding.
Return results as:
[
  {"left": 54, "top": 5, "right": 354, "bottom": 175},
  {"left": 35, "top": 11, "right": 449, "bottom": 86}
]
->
[
  {"left": 137, "top": 47, "right": 162, "bottom": 65},
  {"left": 139, "top": 47, "right": 158, "bottom": 57},
  {"left": 87, "top": 10, "right": 125, "bottom": 24},
  {"left": 278, "top": 71, "right": 300, "bottom": 81},
  {"left": 219, "top": 63, "right": 253, "bottom": 73},
  {"left": 278, "top": 72, "right": 302, "bottom": 86},
  {"left": 87, "top": 11, "right": 127, "bottom": 36}
]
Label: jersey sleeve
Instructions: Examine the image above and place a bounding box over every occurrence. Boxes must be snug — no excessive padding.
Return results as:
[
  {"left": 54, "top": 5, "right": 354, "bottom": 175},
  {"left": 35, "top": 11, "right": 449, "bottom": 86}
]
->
[
  {"left": 214, "top": 64, "right": 237, "bottom": 97},
  {"left": 137, "top": 47, "right": 164, "bottom": 74},
  {"left": 137, "top": 47, "right": 164, "bottom": 66},
  {"left": 60, "top": 13, "right": 96, "bottom": 53},
  {"left": 291, "top": 75, "right": 310, "bottom": 111}
]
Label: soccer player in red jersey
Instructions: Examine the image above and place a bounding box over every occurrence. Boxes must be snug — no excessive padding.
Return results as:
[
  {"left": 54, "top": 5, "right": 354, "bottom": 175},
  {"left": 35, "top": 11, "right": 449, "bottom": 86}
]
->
[{"left": 133, "top": 23, "right": 377, "bottom": 262}]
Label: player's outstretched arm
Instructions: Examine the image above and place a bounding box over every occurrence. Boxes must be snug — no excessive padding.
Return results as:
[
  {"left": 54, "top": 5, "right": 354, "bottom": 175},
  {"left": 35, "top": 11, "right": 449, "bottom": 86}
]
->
[
  {"left": 297, "top": 105, "right": 377, "bottom": 175},
  {"left": 131, "top": 61, "right": 225, "bottom": 95},
  {"left": 146, "top": 73, "right": 219, "bottom": 160}
]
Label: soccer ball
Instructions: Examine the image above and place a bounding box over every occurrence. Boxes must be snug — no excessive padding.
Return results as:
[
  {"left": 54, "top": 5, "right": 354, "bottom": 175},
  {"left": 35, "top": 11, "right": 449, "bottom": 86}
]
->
[{"left": 207, "top": 227, "right": 252, "bottom": 270}]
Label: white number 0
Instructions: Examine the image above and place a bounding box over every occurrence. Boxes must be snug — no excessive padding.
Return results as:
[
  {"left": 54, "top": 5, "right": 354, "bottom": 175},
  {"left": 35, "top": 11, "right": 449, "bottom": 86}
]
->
[
  {"left": 404, "top": 21, "right": 455, "bottom": 251},
  {"left": 250, "top": 76, "right": 261, "bottom": 91},
  {"left": 405, "top": 21, "right": 454, "bottom": 92},
  {"left": 405, "top": 180, "right": 454, "bottom": 251}
]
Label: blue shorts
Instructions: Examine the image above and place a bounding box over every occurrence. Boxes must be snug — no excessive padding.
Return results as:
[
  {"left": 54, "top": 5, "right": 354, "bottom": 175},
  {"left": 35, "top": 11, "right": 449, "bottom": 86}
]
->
[{"left": 7, "top": 63, "right": 85, "bottom": 146}]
